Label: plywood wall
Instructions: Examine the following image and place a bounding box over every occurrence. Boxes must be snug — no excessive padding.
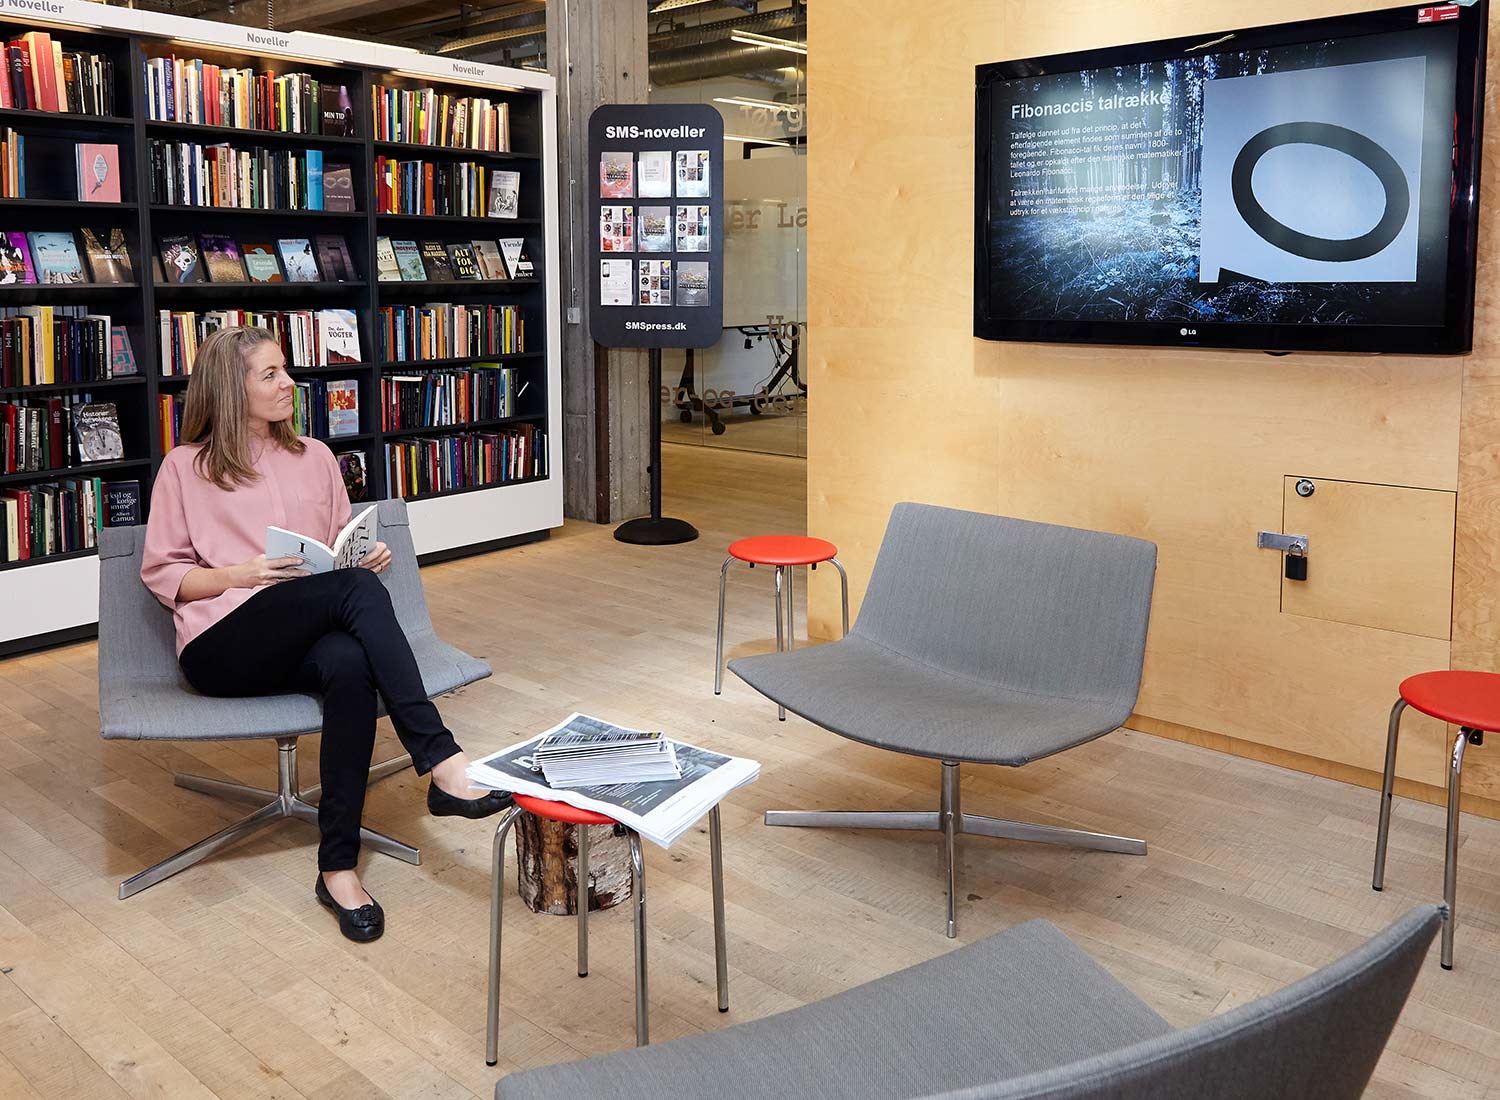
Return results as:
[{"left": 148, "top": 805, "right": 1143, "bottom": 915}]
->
[{"left": 806, "top": 0, "right": 1500, "bottom": 813}]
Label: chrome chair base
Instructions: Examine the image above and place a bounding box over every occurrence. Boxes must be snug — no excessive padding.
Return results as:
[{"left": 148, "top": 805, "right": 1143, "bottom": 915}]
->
[
  {"left": 1372, "top": 698, "right": 1478, "bottom": 969},
  {"left": 766, "top": 761, "right": 1147, "bottom": 938},
  {"left": 118, "top": 738, "right": 420, "bottom": 900}
]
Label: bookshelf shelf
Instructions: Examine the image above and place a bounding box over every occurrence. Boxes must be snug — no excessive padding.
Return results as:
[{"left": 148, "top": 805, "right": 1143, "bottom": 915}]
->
[
  {"left": 320, "top": 432, "right": 373, "bottom": 445},
  {"left": 154, "top": 280, "right": 369, "bottom": 300},
  {"left": 0, "top": 4, "right": 560, "bottom": 656},
  {"left": 379, "top": 352, "right": 542, "bottom": 369},
  {"left": 0, "top": 108, "right": 133, "bottom": 131},
  {"left": 150, "top": 204, "right": 365, "bottom": 219},
  {"left": 145, "top": 119, "right": 365, "bottom": 147},
  {"left": 375, "top": 213, "right": 541, "bottom": 228},
  {"left": 382, "top": 413, "right": 547, "bottom": 440},
  {"left": 1, "top": 377, "right": 145, "bottom": 396},
  {"left": 373, "top": 141, "right": 540, "bottom": 163},
  {"left": 0, "top": 457, "right": 151, "bottom": 488}
]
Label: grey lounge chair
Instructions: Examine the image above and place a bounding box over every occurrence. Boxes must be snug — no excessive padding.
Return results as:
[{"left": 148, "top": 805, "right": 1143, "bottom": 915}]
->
[
  {"left": 730, "top": 502, "right": 1157, "bottom": 936},
  {"left": 99, "top": 497, "right": 491, "bottom": 900},
  {"left": 494, "top": 904, "right": 1442, "bottom": 1100}
]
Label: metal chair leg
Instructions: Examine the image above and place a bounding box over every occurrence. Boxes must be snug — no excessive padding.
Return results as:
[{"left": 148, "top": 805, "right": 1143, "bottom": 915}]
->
[
  {"left": 1442, "top": 728, "right": 1472, "bottom": 970},
  {"left": 630, "top": 831, "right": 650, "bottom": 1046},
  {"left": 709, "top": 805, "right": 729, "bottom": 1012},
  {"left": 714, "top": 556, "right": 734, "bottom": 695},
  {"left": 1372, "top": 698, "right": 1406, "bottom": 891},
  {"left": 577, "top": 822, "right": 590, "bottom": 977},
  {"left": 940, "top": 762, "right": 960, "bottom": 938},
  {"left": 773, "top": 566, "right": 786, "bottom": 721},
  {"left": 486, "top": 806, "right": 523, "bottom": 1067},
  {"left": 830, "top": 556, "right": 850, "bottom": 637},
  {"left": 118, "top": 800, "right": 284, "bottom": 900}
]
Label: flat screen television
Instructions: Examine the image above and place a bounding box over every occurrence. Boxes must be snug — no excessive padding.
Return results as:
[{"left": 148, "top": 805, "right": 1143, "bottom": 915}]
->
[{"left": 975, "top": 3, "right": 1488, "bottom": 353}]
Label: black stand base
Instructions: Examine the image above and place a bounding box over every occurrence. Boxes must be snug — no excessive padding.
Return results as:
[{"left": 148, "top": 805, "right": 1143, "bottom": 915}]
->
[{"left": 614, "top": 516, "right": 699, "bottom": 545}]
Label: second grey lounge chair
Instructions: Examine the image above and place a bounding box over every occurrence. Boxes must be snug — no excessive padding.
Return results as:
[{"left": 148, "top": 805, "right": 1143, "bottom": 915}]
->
[
  {"left": 99, "top": 497, "right": 491, "bottom": 900},
  {"left": 730, "top": 502, "right": 1157, "bottom": 936},
  {"left": 494, "top": 905, "right": 1442, "bottom": 1099}
]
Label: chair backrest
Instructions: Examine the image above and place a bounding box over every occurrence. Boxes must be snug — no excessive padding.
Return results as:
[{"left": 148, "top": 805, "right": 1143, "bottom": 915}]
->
[
  {"left": 852, "top": 502, "right": 1157, "bottom": 707},
  {"left": 98, "top": 496, "right": 430, "bottom": 696},
  {"left": 951, "top": 905, "right": 1442, "bottom": 1100}
]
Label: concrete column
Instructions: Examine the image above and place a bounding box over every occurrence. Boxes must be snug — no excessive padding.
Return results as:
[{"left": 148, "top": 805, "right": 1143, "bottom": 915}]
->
[{"left": 550, "top": 0, "right": 651, "bottom": 522}]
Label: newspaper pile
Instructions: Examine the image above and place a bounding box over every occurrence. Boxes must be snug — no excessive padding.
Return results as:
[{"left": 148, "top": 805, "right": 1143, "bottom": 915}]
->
[
  {"left": 533, "top": 716, "right": 681, "bottom": 787},
  {"left": 467, "top": 712, "right": 760, "bottom": 848}
]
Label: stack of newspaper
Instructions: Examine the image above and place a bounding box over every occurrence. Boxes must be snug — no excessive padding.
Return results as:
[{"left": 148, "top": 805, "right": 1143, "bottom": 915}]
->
[
  {"left": 533, "top": 720, "right": 681, "bottom": 788},
  {"left": 467, "top": 712, "right": 760, "bottom": 848}
]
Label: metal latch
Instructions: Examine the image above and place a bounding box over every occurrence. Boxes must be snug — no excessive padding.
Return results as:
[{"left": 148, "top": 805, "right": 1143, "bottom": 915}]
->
[{"left": 1257, "top": 532, "right": 1309, "bottom": 555}]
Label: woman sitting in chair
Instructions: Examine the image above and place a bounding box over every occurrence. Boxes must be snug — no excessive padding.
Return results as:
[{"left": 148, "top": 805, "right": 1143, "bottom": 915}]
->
[{"left": 142, "top": 326, "right": 511, "bottom": 942}]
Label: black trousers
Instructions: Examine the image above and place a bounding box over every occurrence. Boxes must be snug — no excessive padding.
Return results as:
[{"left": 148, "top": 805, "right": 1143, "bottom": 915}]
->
[{"left": 179, "top": 568, "right": 462, "bottom": 871}]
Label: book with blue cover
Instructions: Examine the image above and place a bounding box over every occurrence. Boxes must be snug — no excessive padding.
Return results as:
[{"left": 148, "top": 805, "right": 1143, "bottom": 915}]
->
[{"left": 28, "top": 232, "right": 86, "bottom": 284}]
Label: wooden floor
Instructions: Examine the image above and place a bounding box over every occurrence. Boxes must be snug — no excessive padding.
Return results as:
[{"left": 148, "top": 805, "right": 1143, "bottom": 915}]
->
[{"left": 2, "top": 442, "right": 1500, "bottom": 1099}]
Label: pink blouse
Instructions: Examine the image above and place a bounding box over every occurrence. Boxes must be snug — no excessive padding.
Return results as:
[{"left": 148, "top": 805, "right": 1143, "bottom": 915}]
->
[{"left": 142, "top": 437, "right": 353, "bottom": 656}]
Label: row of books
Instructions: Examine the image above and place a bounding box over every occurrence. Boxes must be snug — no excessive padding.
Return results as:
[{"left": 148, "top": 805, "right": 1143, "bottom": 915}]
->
[
  {"left": 376, "top": 303, "right": 524, "bottom": 363},
  {"left": 0, "top": 228, "right": 133, "bottom": 286},
  {"left": 1, "top": 476, "right": 142, "bottom": 563},
  {"left": 1, "top": 397, "right": 122, "bottom": 473},
  {"left": 381, "top": 366, "right": 522, "bottom": 431},
  {"left": 159, "top": 233, "right": 356, "bottom": 286},
  {"left": 148, "top": 140, "right": 355, "bottom": 212},
  {"left": 2, "top": 32, "right": 116, "bottom": 117},
  {"left": 376, "top": 237, "right": 531, "bottom": 283},
  {"left": 158, "top": 308, "right": 361, "bottom": 375},
  {"left": 0, "top": 307, "right": 136, "bottom": 387},
  {"left": 1, "top": 136, "right": 123, "bottom": 202},
  {"left": 385, "top": 424, "right": 544, "bottom": 499},
  {"left": 371, "top": 87, "right": 511, "bottom": 152},
  {"left": 288, "top": 377, "right": 360, "bottom": 440},
  {"left": 374, "top": 157, "right": 519, "bottom": 218},
  {"left": 143, "top": 58, "right": 354, "bottom": 136}
]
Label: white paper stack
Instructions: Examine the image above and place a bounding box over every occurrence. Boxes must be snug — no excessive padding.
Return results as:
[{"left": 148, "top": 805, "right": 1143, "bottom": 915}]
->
[{"left": 535, "top": 725, "right": 681, "bottom": 788}]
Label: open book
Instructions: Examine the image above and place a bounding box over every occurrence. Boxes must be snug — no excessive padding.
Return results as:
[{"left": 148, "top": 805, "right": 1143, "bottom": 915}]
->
[{"left": 266, "top": 504, "right": 377, "bottom": 574}]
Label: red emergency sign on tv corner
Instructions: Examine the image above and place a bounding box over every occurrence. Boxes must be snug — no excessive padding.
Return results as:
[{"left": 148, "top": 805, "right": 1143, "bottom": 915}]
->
[{"left": 1417, "top": 5, "right": 1461, "bottom": 22}]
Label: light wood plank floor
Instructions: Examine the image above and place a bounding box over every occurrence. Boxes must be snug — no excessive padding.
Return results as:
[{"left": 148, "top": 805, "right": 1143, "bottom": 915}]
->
[{"left": 2, "top": 442, "right": 1499, "bottom": 1099}]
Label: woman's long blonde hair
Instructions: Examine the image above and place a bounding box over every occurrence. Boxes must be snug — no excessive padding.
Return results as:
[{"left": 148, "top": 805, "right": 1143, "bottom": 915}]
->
[{"left": 181, "top": 325, "right": 304, "bottom": 490}]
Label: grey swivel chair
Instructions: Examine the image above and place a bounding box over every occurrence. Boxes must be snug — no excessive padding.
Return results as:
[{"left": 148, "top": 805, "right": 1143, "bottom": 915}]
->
[
  {"left": 492, "top": 905, "right": 1442, "bottom": 1099},
  {"left": 730, "top": 502, "right": 1157, "bottom": 936},
  {"left": 99, "top": 497, "right": 491, "bottom": 900}
]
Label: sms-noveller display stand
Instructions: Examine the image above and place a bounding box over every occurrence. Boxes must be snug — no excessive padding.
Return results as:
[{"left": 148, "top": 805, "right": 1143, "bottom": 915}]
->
[{"left": 587, "top": 103, "right": 725, "bottom": 545}]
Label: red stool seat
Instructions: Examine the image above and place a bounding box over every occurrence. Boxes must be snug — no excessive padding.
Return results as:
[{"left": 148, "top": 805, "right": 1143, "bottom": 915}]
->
[
  {"left": 728, "top": 535, "right": 837, "bottom": 567},
  {"left": 513, "top": 793, "right": 617, "bottom": 826},
  {"left": 1400, "top": 670, "right": 1500, "bottom": 730}
]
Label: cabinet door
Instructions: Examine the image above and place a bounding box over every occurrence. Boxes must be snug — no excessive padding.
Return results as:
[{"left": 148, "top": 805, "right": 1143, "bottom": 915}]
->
[{"left": 1281, "top": 477, "right": 1455, "bottom": 640}]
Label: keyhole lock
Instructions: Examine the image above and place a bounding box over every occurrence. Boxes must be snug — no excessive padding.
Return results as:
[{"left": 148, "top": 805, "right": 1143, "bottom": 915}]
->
[{"left": 1295, "top": 479, "right": 1316, "bottom": 497}]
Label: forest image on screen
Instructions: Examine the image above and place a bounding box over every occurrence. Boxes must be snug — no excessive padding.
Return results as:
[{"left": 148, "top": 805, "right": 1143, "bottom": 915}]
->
[{"left": 988, "top": 25, "right": 1460, "bottom": 327}]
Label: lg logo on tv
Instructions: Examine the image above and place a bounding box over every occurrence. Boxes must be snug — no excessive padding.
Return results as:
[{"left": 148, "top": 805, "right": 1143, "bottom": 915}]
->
[
  {"left": 1199, "top": 57, "right": 1424, "bottom": 285},
  {"left": 1179, "top": 328, "right": 1197, "bottom": 337}
]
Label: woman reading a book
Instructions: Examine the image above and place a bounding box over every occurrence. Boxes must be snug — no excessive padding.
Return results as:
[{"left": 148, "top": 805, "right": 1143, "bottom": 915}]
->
[{"left": 141, "top": 326, "right": 511, "bottom": 943}]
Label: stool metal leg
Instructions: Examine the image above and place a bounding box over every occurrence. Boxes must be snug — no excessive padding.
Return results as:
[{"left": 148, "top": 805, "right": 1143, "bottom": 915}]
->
[
  {"left": 714, "top": 556, "right": 734, "bottom": 695},
  {"left": 486, "top": 806, "right": 523, "bottom": 1067},
  {"left": 830, "top": 556, "right": 850, "bottom": 637},
  {"left": 1442, "top": 727, "right": 1472, "bottom": 970},
  {"left": 709, "top": 805, "right": 729, "bottom": 1012},
  {"left": 577, "top": 823, "right": 590, "bottom": 977},
  {"left": 1372, "top": 698, "right": 1406, "bottom": 891},
  {"left": 629, "top": 831, "right": 649, "bottom": 1046},
  {"left": 785, "top": 564, "right": 796, "bottom": 652},
  {"left": 773, "top": 566, "right": 786, "bottom": 721}
]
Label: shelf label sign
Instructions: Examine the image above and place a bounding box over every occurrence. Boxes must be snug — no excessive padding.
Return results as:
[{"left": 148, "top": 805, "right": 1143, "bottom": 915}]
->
[{"left": 587, "top": 103, "right": 724, "bottom": 349}]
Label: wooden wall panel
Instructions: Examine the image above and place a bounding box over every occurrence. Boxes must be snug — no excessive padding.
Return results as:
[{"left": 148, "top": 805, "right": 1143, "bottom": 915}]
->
[{"left": 806, "top": 0, "right": 1499, "bottom": 810}]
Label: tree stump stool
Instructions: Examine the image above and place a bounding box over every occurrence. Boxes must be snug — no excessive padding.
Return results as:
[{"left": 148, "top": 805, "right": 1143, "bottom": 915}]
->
[{"left": 514, "top": 812, "right": 633, "bottom": 915}]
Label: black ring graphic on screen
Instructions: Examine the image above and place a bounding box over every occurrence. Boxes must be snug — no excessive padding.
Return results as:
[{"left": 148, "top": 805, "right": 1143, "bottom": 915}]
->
[{"left": 1230, "top": 121, "right": 1410, "bottom": 262}]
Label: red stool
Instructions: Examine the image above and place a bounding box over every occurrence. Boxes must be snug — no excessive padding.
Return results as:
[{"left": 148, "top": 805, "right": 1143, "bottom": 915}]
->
[
  {"left": 485, "top": 794, "right": 728, "bottom": 1064},
  {"left": 715, "top": 535, "right": 850, "bottom": 720},
  {"left": 1373, "top": 671, "right": 1495, "bottom": 969}
]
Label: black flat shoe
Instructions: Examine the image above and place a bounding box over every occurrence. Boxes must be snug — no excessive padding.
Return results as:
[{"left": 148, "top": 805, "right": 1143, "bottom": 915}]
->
[
  {"left": 427, "top": 781, "right": 514, "bottom": 819},
  {"left": 315, "top": 876, "right": 385, "bottom": 942}
]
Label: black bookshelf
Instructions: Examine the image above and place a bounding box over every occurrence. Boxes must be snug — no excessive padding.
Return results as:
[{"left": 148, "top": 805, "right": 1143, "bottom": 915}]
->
[{"left": 0, "top": 18, "right": 551, "bottom": 600}]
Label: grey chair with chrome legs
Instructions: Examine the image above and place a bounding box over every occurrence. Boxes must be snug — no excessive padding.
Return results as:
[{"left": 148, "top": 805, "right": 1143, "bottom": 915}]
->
[
  {"left": 98, "top": 497, "right": 491, "bottom": 900},
  {"left": 730, "top": 502, "right": 1157, "bottom": 937}
]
